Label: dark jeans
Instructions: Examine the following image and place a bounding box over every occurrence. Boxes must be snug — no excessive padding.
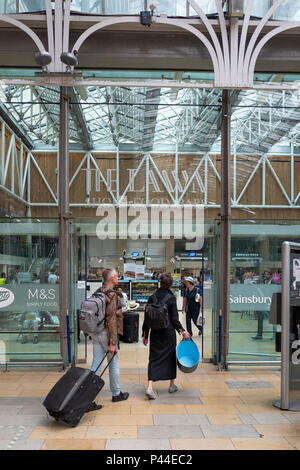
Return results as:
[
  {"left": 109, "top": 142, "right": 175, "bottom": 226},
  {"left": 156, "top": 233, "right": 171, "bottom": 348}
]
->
[
  {"left": 256, "top": 311, "right": 266, "bottom": 337},
  {"left": 255, "top": 311, "right": 276, "bottom": 338},
  {"left": 186, "top": 310, "right": 202, "bottom": 337}
]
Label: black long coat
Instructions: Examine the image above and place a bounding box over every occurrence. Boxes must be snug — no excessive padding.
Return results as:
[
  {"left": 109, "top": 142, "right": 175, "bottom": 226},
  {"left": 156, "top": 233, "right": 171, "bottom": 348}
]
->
[{"left": 142, "top": 288, "right": 184, "bottom": 382}]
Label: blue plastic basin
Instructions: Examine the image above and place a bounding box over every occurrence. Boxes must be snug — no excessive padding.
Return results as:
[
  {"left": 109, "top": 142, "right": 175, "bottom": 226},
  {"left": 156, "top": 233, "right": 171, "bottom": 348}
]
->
[{"left": 176, "top": 339, "right": 200, "bottom": 373}]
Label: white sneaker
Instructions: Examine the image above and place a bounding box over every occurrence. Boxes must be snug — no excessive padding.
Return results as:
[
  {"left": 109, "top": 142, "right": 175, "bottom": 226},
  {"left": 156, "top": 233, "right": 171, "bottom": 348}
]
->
[
  {"left": 168, "top": 385, "right": 178, "bottom": 393},
  {"left": 146, "top": 388, "right": 157, "bottom": 400}
]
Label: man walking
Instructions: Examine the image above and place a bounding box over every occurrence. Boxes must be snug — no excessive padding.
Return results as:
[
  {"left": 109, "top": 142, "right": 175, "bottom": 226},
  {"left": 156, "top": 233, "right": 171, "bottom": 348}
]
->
[
  {"left": 252, "top": 270, "right": 276, "bottom": 340},
  {"left": 87, "top": 268, "right": 129, "bottom": 412},
  {"left": 182, "top": 277, "right": 203, "bottom": 337}
]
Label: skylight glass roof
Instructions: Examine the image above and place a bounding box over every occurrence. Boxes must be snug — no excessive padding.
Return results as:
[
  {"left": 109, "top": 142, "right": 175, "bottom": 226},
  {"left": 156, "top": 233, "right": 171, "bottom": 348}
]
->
[{"left": 1, "top": 76, "right": 300, "bottom": 154}]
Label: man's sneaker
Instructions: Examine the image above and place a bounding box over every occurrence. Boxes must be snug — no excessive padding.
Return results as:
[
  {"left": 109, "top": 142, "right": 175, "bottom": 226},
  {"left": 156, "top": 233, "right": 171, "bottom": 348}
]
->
[
  {"left": 112, "top": 391, "right": 129, "bottom": 403},
  {"left": 168, "top": 384, "right": 178, "bottom": 393},
  {"left": 146, "top": 388, "right": 157, "bottom": 400},
  {"left": 86, "top": 401, "right": 103, "bottom": 412},
  {"left": 251, "top": 335, "right": 263, "bottom": 340}
]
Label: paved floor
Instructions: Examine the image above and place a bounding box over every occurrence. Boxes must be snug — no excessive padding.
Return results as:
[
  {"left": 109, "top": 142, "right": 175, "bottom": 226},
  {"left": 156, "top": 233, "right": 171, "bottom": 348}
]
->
[{"left": 0, "top": 336, "right": 300, "bottom": 451}]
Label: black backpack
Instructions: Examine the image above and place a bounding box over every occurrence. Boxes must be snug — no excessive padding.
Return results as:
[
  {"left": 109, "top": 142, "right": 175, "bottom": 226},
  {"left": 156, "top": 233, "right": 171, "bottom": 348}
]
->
[{"left": 144, "top": 292, "right": 171, "bottom": 330}]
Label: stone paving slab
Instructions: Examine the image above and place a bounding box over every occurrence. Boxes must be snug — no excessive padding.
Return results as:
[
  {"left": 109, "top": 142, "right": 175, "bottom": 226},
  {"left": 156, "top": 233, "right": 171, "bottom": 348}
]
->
[
  {"left": 251, "top": 413, "right": 291, "bottom": 425},
  {"left": 0, "top": 406, "right": 23, "bottom": 415},
  {"left": 156, "top": 389, "right": 201, "bottom": 398},
  {"left": 150, "top": 396, "right": 202, "bottom": 405},
  {"left": 106, "top": 439, "right": 171, "bottom": 450},
  {"left": 103, "top": 382, "right": 145, "bottom": 395},
  {"left": 201, "top": 424, "right": 260, "bottom": 439},
  {"left": 226, "top": 381, "right": 274, "bottom": 389},
  {"left": 238, "top": 414, "right": 259, "bottom": 425},
  {"left": 0, "top": 415, "right": 49, "bottom": 427},
  {"left": 0, "top": 397, "right": 43, "bottom": 406},
  {"left": 153, "top": 413, "right": 210, "bottom": 426},
  {"left": 17, "top": 405, "right": 46, "bottom": 415},
  {"left": 149, "top": 389, "right": 202, "bottom": 405},
  {"left": 283, "top": 413, "right": 300, "bottom": 424},
  {"left": 0, "top": 425, "right": 35, "bottom": 441},
  {"left": 0, "top": 439, "right": 44, "bottom": 450},
  {"left": 138, "top": 425, "right": 204, "bottom": 439},
  {"left": 0, "top": 440, "right": 13, "bottom": 450}
]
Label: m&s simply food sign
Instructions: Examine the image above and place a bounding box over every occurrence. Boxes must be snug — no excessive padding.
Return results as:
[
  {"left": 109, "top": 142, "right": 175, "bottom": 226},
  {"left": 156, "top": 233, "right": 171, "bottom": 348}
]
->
[{"left": 0, "top": 285, "right": 59, "bottom": 311}]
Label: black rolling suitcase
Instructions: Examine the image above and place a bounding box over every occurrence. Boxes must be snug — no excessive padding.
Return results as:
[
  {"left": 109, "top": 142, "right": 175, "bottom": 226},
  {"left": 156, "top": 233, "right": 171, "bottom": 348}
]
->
[
  {"left": 119, "top": 312, "right": 139, "bottom": 343},
  {"left": 43, "top": 352, "right": 114, "bottom": 427}
]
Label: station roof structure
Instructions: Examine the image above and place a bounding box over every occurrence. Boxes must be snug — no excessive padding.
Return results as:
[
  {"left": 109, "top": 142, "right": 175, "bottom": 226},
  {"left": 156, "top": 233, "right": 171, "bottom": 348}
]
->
[{"left": 0, "top": 71, "right": 300, "bottom": 156}]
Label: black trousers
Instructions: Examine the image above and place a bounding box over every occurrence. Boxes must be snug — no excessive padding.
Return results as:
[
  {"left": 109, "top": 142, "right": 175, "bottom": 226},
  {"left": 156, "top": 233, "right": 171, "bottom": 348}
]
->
[
  {"left": 255, "top": 311, "right": 276, "bottom": 337},
  {"left": 186, "top": 310, "right": 202, "bottom": 336},
  {"left": 256, "top": 311, "right": 265, "bottom": 337}
]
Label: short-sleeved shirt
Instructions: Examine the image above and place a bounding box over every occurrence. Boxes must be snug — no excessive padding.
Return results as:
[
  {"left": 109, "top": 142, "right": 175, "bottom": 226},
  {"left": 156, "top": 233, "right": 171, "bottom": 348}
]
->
[{"left": 184, "top": 286, "right": 201, "bottom": 315}]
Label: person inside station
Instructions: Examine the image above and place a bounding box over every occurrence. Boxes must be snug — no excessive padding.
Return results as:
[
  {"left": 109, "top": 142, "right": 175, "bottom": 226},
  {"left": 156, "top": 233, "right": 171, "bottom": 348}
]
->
[
  {"left": 252, "top": 270, "right": 278, "bottom": 341},
  {"left": 182, "top": 276, "right": 203, "bottom": 337},
  {"left": 0, "top": 272, "right": 6, "bottom": 285},
  {"left": 117, "top": 287, "right": 129, "bottom": 313},
  {"left": 17, "top": 311, "right": 40, "bottom": 344},
  {"left": 47, "top": 269, "right": 57, "bottom": 284},
  {"left": 32, "top": 273, "right": 40, "bottom": 284}
]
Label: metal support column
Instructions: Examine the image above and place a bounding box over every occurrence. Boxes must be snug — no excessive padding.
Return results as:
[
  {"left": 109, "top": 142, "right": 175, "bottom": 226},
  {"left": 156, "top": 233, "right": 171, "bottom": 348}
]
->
[
  {"left": 220, "top": 89, "right": 231, "bottom": 369},
  {"left": 59, "top": 86, "right": 70, "bottom": 367}
]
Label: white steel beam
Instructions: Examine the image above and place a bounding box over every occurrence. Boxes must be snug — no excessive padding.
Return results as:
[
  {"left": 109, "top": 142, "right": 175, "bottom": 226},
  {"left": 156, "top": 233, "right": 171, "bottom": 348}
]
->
[{"left": 30, "top": 153, "right": 58, "bottom": 202}]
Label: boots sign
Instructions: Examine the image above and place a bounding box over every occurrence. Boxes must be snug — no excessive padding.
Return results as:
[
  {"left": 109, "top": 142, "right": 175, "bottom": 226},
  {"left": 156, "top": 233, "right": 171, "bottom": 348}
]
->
[
  {"left": 0, "top": 285, "right": 59, "bottom": 311},
  {"left": 0, "top": 288, "right": 14, "bottom": 308}
]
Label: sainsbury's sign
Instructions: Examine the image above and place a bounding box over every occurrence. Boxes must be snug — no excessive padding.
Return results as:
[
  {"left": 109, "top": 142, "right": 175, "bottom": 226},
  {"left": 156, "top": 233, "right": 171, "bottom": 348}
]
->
[{"left": 230, "top": 284, "right": 281, "bottom": 311}]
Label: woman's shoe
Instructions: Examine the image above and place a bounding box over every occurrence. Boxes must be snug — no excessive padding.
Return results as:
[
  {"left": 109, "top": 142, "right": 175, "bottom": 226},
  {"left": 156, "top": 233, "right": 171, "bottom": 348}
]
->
[
  {"left": 146, "top": 388, "right": 157, "bottom": 400},
  {"left": 168, "top": 385, "right": 178, "bottom": 393}
]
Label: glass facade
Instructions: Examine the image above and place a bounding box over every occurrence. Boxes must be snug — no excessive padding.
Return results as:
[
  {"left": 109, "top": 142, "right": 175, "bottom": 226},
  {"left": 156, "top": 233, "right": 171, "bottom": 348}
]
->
[
  {"left": 0, "top": 74, "right": 299, "bottom": 367},
  {"left": 1, "top": 0, "right": 300, "bottom": 20},
  {"left": 0, "top": 218, "right": 62, "bottom": 364},
  {"left": 227, "top": 221, "right": 300, "bottom": 363},
  {"left": 71, "top": 219, "right": 217, "bottom": 362}
]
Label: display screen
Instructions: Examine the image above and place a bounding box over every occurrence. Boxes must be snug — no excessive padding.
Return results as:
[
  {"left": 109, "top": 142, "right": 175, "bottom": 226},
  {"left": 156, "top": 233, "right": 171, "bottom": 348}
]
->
[{"left": 290, "top": 251, "right": 300, "bottom": 306}]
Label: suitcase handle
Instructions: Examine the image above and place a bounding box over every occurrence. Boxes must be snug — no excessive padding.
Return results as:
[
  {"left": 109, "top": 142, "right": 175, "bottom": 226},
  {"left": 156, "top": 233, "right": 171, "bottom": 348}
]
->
[{"left": 94, "top": 351, "right": 116, "bottom": 376}]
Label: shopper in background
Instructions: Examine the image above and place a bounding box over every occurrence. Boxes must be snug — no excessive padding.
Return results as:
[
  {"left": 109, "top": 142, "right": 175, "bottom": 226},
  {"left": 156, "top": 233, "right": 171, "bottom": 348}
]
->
[
  {"left": 182, "top": 277, "right": 203, "bottom": 337},
  {"left": 32, "top": 273, "right": 40, "bottom": 284},
  {"left": 88, "top": 268, "right": 129, "bottom": 412},
  {"left": 252, "top": 270, "right": 276, "bottom": 341},
  {"left": 0, "top": 272, "right": 6, "bottom": 285},
  {"left": 243, "top": 270, "right": 256, "bottom": 285},
  {"left": 117, "top": 287, "right": 129, "bottom": 312},
  {"left": 142, "top": 272, "right": 190, "bottom": 400},
  {"left": 48, "top": 269, "right": 57, "bottom": 284}
]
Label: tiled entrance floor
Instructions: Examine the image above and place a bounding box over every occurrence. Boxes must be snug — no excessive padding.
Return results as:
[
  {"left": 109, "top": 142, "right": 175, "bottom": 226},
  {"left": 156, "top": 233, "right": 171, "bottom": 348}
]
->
[{"left": 0, "top": 341, "right": 299, "bottom": 450}]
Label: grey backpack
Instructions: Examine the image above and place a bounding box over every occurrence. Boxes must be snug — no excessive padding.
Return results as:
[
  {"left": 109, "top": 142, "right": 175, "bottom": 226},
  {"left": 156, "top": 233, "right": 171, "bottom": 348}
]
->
[{"left": 79, "top": 289, "right": 113, "bottom": 336}]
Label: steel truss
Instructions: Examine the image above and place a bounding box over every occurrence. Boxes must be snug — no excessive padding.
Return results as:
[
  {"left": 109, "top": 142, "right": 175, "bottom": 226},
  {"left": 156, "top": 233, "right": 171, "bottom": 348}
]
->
[{"left": 1, "top": 111, "right": 299, "bottom": 210}]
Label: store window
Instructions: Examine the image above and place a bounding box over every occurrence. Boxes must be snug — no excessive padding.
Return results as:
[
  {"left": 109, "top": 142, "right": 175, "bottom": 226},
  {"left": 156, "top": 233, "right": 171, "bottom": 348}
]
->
[
  {"left": 227, "top": 223, "right": 300, "bottom": 362},
  {"left": 0, "top": 219, "right": 61, "bottom": 365}
]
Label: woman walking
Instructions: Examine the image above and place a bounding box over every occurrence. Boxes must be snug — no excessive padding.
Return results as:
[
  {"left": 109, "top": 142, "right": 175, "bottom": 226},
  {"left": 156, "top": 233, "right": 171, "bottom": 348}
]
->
[{"left": 142, "top": 272, "right": 190, "bottom": 399}]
